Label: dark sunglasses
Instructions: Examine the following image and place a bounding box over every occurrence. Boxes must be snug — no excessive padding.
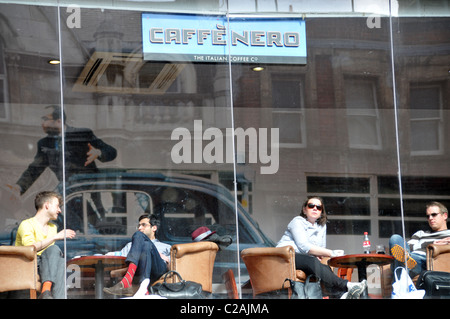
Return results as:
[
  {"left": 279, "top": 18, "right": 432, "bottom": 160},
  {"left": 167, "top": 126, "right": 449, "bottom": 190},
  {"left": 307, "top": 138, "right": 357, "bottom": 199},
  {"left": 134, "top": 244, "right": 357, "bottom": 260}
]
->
[
  {"left": 426, "top": 213, "right": 441, "bottom": 219},
  {"left": 307, "top": 203, "right": 323, "bottom": 211}
]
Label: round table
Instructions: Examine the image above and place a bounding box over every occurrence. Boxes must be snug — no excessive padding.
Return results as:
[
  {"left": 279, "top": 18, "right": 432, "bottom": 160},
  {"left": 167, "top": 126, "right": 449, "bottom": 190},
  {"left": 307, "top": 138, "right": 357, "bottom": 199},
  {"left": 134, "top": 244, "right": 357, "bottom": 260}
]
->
[
  {"left": 328, "top": 254, "right": 394, "bottom": 298},
  {"left": 67, "top": 255, "right": 126, "bottom": 299}
]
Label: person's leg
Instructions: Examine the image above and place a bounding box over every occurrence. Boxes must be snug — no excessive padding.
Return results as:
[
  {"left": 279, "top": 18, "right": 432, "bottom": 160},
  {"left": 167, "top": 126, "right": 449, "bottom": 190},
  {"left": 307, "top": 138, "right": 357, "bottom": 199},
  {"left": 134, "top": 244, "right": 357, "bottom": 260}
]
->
[
  {"left": 294, "top": 254, "right": 347, "bottom": 292},
  {"left": 104, "top": 232, "right": 167, "bottom": 296},
  {"left": 125, "top": 231, "right": 166, "bottom": 283},
  {"left": 38, "top": 245, "right": 66, "bottom": 299},
  {"left": 389, "top": 234, "right": 417, "bottom": 270},
  {"left": 294, "top": 253, "right": 367, "bottom": 299}
]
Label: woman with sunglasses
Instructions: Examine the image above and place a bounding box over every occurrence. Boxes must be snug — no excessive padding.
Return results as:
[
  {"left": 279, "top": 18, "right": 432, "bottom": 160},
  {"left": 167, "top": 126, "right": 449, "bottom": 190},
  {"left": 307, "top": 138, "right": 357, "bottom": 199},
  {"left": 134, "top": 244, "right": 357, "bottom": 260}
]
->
[{"left": 277, "top": 196, "right": 367, "bottom": 298}]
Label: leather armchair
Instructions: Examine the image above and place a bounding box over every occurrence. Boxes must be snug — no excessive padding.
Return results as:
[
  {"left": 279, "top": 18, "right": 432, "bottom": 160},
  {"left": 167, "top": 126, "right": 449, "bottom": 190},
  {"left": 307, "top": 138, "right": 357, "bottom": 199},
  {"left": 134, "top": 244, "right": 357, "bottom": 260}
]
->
[
  {"left": 0, "top": 246, "right": 39, "bottom": 299},
  {"left": 165, "top": 241, "right": 219, "bottom": 293},
  {"left": 241, "top": 246, "right": 296, "bottom": 297},
  {"left": 426, "top": 244, "right": 450, "bottom": 271},
  {"left": 241, "top": 246, "right": 334, "bottom": 298}
]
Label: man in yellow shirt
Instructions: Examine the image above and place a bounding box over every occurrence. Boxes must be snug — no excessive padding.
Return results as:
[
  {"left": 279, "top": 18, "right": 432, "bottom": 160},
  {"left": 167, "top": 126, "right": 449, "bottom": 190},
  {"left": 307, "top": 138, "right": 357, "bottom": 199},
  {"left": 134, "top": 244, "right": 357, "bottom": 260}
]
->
[{"left": 15, "top": 191, "right": 76, "bottom": 299}]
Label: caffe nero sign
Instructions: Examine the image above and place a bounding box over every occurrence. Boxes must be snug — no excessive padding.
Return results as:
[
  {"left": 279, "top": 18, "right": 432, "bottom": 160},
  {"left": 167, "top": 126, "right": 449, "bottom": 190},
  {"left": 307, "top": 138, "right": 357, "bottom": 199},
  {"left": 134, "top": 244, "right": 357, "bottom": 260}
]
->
[{"left": 142, "top": 13, "right": 307, "bottom": 64}]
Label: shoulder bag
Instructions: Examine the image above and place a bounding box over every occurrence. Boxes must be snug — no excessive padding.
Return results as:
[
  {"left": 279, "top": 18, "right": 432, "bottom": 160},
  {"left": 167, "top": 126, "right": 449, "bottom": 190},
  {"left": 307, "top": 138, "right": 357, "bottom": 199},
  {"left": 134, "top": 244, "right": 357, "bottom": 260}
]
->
[{"left": 149, "top": 270, "right": 204, "bottom": 299}]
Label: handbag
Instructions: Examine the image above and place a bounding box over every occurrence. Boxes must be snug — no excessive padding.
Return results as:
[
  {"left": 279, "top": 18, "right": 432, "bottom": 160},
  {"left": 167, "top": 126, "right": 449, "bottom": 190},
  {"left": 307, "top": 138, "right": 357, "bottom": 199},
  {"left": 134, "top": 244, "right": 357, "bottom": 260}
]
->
[
  {"left": 149, "top": 270, "right": 204, "bottom": 299},
  {"left": 417, "top": 270, "right": 450, "bottom": 299},
  {"left": 391, "top": 267, "right": 425, "bottom": 299},
  {"left": 284, "top": 274, "right": 323, "bottom": 299}
]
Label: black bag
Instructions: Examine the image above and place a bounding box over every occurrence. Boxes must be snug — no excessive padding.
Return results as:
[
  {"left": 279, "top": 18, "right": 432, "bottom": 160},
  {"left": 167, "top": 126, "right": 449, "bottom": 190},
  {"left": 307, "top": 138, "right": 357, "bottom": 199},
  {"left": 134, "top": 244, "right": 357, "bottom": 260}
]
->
[
  {"left": 149, "top": 270, "right": 204, "bottom": 299},
  {"left": 417, "top": 270, "right": 450, "bottom": 299},
  {"left": 284, "top": 274, "right": 323, "bottom": 299}
]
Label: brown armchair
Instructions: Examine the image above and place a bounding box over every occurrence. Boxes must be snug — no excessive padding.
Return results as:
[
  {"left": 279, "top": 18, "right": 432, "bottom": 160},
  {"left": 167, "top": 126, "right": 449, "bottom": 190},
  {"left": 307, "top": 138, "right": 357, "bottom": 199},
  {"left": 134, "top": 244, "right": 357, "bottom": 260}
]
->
[
  {"left": 111, "top": 241, "right": 219, "bottom": 294},
  {"left": 164, "top": 241, "right": 219, "bottom": 293},
  {"left": 241, "top": 246, "right": 296, "bottom": 298},
  {"left": 0, "top": 246, "right": 40, "bottom": 299},
  {"left": 426, "top": 244, "right": 450, "bottom": 271},
  {"left": 241, "top": 246, "right": 340, "bottom": 298}
]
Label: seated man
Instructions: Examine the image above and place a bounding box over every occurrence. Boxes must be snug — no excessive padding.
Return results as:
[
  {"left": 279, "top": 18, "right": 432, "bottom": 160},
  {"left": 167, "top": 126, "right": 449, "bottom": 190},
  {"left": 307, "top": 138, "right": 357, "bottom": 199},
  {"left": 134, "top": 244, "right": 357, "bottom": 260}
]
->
[
  {"left": 389, "top": 201, "right": 450, "bottom": 278},
  {"left": 103, "top": 214, "right": 170, "bottom": 296},
  {"left": 15, "top": 191, "right": 76, "bottom": 299}
]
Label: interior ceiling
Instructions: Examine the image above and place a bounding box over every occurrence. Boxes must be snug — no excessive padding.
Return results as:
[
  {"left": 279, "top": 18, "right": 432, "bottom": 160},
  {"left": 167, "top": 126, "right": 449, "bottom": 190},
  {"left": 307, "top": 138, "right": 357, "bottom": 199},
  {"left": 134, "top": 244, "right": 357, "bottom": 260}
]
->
[{"left": 73, "top": 51, "right": 185, "bottom": 94}]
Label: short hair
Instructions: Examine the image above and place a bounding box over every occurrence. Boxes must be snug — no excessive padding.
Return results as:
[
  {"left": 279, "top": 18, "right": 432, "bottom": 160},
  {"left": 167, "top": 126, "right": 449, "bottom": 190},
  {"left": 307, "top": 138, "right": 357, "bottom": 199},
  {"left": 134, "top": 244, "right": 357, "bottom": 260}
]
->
[
  {"left": 426, "top": 201, "right": 448, "bottom": 216},
  {"left": 138, "top": 214, "right": 161, "bottom": 229},
  {"left": 35, "top": 191, "right": 62, "bottom": 210}
]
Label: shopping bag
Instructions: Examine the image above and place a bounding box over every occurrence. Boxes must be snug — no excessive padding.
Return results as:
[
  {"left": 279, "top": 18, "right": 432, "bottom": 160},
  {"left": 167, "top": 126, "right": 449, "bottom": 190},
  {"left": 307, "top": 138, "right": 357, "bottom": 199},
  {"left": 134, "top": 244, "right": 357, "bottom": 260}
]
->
[{"left": 391, "top": 267, "right": 425, "bottom": 299}]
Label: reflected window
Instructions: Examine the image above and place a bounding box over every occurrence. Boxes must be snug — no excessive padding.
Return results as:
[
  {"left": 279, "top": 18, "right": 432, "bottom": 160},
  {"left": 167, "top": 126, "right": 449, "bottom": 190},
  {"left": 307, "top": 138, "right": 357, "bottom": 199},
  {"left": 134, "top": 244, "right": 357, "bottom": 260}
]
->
[
  {"left": 410, "top": 84, "right": 443, "bottom": 155},
  {"left": 271, "top": 76, "right": 306, "bottom": 147},
  {"left": 378, "top": 176, "right": 450, "bottom": 237},
  {"left": 307, "top": 176, "right": 371, "bottom": 235},
  {"left": 344, "top": 78, "right": 381, "bottom": 150},
  {"left": 63, "top": 191, "right": 152, "bottom": 236}
]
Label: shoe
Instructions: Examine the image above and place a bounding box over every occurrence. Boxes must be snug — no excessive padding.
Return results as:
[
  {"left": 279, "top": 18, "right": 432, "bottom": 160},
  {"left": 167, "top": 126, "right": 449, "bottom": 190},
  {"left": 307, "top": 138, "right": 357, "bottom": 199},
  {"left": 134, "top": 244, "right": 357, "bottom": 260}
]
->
[
  {"left": 391, "top": 245, "right": 417, "bottom": 269},
  {"left": 103, "top": 282, "right": 136, "bottom": 296},
  {"left": 38, "top": 290, "right": 54, "bottom": 299},
  {"left": 346, "top": 280, "right": 367, "bottom": 299}
]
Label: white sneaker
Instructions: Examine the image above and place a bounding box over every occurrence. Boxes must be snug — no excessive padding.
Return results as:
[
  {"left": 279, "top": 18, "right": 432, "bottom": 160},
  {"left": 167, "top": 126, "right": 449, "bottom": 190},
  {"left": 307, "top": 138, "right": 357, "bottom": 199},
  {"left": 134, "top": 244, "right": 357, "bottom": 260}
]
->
[{"left": 346, "top": 280, "right": 367, "bottom": 299}]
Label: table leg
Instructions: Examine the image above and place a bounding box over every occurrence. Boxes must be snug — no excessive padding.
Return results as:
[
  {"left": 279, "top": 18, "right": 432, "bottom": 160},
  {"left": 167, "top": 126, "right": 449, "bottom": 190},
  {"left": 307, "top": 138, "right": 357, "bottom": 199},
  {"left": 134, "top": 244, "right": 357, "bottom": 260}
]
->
[
  {"left": 95, "top": 260, "right": 104, "bottom": 299},
  {"left": 356, "top": 264, "right": 369, "bottom": 299}
]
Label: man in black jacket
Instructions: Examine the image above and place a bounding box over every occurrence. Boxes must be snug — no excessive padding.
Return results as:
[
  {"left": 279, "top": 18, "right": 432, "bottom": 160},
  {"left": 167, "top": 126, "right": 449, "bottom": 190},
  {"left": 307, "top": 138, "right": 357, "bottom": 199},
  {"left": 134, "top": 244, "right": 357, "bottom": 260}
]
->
[{"left": 15, "top": 105, "right": 117, "bottom": 195}]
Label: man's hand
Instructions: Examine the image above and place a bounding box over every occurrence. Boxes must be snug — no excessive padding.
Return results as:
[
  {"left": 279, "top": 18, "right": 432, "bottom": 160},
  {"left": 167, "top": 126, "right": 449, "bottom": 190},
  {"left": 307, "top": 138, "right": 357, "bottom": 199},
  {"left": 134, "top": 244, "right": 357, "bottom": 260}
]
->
[
  {"left": 85, "top": 143, "right": 101, "bottom": 166},
  {"left": 55, "top": 229, "right": 76, "bottom": 241},
  {"left": 434, "top": 237, "right": 450, "bottom": 245}
]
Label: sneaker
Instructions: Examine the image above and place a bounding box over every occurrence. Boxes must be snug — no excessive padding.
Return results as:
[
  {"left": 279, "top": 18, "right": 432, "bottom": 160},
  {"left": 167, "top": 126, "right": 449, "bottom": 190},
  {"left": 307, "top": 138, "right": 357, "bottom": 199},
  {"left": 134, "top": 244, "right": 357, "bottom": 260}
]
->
[
  {"left": 103, "top": 282, "right": 136, "bottom": 296},
  {"left": 390, "top": 245, "right": 417, "bottom": 269},
  {"left": 346, "top": 280, "right": 367, "bottom": 299}
]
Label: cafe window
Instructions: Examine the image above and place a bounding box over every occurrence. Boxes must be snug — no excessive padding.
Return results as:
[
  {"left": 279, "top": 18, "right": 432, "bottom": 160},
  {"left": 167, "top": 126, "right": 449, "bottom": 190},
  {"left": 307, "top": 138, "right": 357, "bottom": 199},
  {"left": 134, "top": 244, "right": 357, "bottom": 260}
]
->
[
  {"left": 307, "top": 176, "right": 372, "bottom": 235},
  {"left": 271, "top": 75, "right": 306, "bottom": 147},
  {"left": 308, "top": 175, "right": 450, "bottom": 238},
  {"left": 378, "top": 176, "right": 450, "bottom": 238},
  {"left": 344, "top": 77, "right": 382, "bottom": 150},
  {"left": 62, "top": 191, "right": 152, "bottom": 236},
  {"left": 409, "top": 84, "right": 443, "bottom": 156}
]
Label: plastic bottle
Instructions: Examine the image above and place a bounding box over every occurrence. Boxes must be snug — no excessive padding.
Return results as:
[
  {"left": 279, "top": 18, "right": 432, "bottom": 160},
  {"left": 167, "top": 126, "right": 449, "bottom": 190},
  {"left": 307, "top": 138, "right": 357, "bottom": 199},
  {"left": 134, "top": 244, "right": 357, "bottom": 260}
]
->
[{"left": 363, "top": 232, "right": 371, "bottom": 254}]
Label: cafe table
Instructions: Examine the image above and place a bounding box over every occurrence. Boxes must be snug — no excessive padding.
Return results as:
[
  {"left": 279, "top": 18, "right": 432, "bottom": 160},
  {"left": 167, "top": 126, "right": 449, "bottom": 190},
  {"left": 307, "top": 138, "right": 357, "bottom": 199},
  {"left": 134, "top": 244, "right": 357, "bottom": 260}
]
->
[
  {"left": 328, "top": 253, "right": 394, "bottom": 298},
  {"left": 67, "top": 255, "right": 126, "bottom": 299}
]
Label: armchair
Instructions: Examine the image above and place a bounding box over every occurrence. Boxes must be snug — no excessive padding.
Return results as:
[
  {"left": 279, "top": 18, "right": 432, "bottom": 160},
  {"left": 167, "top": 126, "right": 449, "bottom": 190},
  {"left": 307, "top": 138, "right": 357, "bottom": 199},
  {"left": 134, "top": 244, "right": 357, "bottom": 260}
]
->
[
  {"left": 426, "top": 244, "right": 450, "bottom": 271},
  {"left": 0, "top": 246, "right": 39, "bottom": 299},
  {"left": 164, "top": 241, "right": 219, "bottom": 293},
  {"left": 241, "top": 246, "right": 296, "bottom": 298}
]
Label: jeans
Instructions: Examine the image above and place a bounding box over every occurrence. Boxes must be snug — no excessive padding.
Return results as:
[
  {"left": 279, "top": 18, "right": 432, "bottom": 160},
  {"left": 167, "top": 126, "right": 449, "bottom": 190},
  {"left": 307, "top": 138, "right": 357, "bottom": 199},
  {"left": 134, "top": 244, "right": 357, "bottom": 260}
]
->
[
  {"left": 37, "top": 245, "right": 66, "bottom": 299},
  {"left": 389, "top": 234, "right": 426, "bottom": 278},
  {"left": 125, "top": 231, "right": 167, "bottom": 283}
]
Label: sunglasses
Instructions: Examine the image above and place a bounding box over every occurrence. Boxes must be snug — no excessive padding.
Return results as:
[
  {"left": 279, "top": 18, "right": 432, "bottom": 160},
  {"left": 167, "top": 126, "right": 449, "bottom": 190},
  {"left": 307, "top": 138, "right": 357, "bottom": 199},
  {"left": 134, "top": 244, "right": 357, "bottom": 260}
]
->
[
  {"left": 307, "top": 203, "right": 323, "bottom": 211},
  {"left": 426, "top": 213, "right": 442, "bottom": 219}
]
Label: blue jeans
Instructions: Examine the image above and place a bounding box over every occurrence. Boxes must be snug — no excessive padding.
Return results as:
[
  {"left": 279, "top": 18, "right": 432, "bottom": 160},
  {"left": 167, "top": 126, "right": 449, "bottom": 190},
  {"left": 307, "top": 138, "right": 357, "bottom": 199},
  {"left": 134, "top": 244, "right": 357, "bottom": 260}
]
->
[
  {"left": 125, "top": 232, "right": 167, "bottom": 283},
  {"left": 389, "top": 234, "right": 426, "bottom": 278}
]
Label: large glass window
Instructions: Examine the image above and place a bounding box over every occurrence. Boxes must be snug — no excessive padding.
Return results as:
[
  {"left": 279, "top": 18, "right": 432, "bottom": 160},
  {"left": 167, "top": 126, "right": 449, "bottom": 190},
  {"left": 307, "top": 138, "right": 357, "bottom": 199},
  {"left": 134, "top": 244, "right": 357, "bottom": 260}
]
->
[{"left": 0, "top": 0, "right": 449, "bottom": 301}]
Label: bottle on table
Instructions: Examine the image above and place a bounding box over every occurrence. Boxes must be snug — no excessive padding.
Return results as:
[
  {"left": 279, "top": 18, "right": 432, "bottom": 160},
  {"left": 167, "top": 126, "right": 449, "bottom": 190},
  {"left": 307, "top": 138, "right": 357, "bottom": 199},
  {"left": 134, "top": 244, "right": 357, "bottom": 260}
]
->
[{"left": 363, "top": 232, "right": 371, "bottom": 254}]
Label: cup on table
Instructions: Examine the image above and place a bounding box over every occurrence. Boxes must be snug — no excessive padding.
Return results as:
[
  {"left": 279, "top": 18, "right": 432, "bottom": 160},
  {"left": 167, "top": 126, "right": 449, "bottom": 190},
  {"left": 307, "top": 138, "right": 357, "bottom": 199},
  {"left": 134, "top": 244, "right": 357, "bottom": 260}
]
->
[{"left": 376, "top": 245, "right": 385, "bottom": 254}]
